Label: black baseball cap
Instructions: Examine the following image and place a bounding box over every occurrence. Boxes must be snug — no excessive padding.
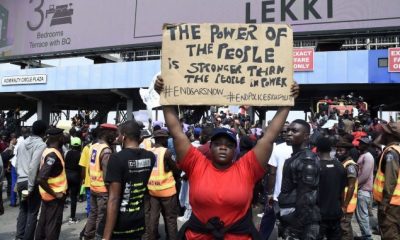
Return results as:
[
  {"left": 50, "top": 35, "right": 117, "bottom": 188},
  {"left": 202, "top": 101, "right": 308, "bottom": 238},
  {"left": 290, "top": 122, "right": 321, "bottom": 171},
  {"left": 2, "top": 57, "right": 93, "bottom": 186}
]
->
[{"left": 46, "top": 128, "right": 64, "bottom": 136}]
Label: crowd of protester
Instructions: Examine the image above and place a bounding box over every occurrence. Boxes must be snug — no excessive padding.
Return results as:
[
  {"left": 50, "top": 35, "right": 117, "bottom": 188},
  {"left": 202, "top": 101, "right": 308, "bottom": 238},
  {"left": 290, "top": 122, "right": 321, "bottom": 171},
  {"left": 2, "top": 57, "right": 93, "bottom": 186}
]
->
[{"left": 0, "top": 82, "right": 399, "bottom": 240}]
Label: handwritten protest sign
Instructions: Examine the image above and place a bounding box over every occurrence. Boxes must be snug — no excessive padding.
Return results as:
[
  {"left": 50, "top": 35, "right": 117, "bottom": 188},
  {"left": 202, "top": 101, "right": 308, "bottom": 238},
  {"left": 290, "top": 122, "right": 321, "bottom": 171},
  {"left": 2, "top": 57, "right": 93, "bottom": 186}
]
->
[{"left": 161, "top": 23, "right": 293, "bottom": 106}]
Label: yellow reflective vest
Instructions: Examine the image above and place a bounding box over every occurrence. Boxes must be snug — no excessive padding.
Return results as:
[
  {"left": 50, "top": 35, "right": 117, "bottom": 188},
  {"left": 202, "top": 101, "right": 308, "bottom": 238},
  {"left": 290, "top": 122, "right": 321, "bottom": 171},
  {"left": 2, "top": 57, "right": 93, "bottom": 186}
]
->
[
  {"left": 343, "top": 159, "right": 358, "bottom": 213},
  {"left": 148, "top": 147, "right": 176, "bottom": 197},
  {"left": 89, "top": 143, "right": 109, "bottom": 193},
  {"left": 39, "top": 148, "right": 68, "bottom": 201},
  {"left": 141, "top": 138, "right": 153, "bottom": 150},
  {"left": 373, "top": 145, "right": 400, "bottom": 206}
]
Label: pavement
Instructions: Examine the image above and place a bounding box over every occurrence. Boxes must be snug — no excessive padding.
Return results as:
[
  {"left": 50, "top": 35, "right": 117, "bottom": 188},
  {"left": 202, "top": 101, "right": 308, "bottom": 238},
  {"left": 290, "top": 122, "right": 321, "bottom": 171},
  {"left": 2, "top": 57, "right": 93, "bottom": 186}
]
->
[
  {"left": 0, "top": 191, "right": 382, "bottom": 240},
  {"left": 0, "top": 190, "right": 175, "bottom": 240},
  {"left": 0, "top": 196, "right": 87, "bottom": 240},
  {"left": 251, "top": 204, "right": 382, "bottom": 240}
]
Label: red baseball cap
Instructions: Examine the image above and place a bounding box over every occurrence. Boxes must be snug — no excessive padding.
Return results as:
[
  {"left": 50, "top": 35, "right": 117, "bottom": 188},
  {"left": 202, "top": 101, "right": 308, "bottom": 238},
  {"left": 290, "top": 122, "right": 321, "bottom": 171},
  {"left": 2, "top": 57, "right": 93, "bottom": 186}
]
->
[{"left": 100, "top": 123, "right": 117, "bottom": 131}]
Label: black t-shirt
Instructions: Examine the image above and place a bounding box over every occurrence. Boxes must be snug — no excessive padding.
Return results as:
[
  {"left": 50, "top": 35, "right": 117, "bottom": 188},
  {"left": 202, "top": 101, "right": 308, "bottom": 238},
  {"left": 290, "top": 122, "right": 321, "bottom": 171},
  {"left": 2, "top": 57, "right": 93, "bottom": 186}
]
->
[
  {"left": 65, "top": 150, "right": 81, "bottom": 172},
  {"left": 318, "top": 159, "right": 346, "bottom": 220},
  {"left": 97, "top": 148, "right": 156, "bottom": 239}
]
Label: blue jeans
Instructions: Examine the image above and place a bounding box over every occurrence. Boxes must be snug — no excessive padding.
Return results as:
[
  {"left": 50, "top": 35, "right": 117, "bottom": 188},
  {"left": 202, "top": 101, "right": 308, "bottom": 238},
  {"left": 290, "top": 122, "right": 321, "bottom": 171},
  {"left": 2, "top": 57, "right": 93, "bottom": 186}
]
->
[
  {"left": 86, "top": 188, "right": 91, "bottom": 217},
  {"left": 10, "top": 166, "right": 17, "bottom": 206},
  {"left": 355, "top": 190, "right": 373, "bottom": 239}
]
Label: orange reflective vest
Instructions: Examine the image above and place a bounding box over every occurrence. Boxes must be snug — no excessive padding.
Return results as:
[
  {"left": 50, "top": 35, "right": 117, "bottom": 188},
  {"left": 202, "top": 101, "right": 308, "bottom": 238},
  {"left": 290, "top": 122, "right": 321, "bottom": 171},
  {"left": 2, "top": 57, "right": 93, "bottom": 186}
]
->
[
  {"left": 343, "top": 159, "right": 358, "bottom": 213},
  {"left": 373, "top": 145, "right": 400, "bottom": 205},
  {"left": 39, "top": 148, "right": 68, "bottom": 201},
  {"left": 89, "top": 143, "right": 109, "bottom": 193},
  {"left": 148, "top": 147, "right": 176, "bottom": 197}
]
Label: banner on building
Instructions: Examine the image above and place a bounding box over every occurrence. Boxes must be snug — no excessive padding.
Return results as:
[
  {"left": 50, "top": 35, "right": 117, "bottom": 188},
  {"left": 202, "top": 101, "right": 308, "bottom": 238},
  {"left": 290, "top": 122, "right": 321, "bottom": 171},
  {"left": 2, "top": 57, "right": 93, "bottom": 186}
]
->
[{"left": 2, "top": 74, "right": 47, "bottom": 85}]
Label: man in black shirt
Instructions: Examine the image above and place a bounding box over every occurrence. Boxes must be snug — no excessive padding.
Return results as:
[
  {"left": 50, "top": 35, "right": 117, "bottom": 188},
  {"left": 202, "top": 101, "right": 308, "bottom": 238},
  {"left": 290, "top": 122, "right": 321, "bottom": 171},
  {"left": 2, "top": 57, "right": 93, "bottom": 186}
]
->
[
  {"left": 278, "top": 119, "right": 320, "bottom": 239},
  {"left": 316, "top": 137, "right": 346, "bottom": 240},
  {"left": 99, "top": 120, "right": 156, "bottom": 240}
]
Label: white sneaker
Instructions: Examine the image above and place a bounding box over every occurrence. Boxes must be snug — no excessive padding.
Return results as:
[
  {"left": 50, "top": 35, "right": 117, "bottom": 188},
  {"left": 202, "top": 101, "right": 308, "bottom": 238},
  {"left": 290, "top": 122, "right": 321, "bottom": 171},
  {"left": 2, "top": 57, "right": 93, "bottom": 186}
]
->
[
  {"left": 68, "top": 217, "right": 79, "bottom": 224},
  {"left": 257, "top": 213, "right": 264, "bottom": 218}
]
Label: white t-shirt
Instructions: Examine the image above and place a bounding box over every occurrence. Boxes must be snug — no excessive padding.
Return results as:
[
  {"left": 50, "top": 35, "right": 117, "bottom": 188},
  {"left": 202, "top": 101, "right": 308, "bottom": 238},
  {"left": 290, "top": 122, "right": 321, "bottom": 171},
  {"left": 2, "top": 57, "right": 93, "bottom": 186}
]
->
[
  {"left": 268, "top": 142, "right": 292, "bottom": 201},
  {"left": 11, "top": 136, "right": 25, "bottom": 167},
  {"left": 191, "top": 140, "right": 201, "bottom": 148}
]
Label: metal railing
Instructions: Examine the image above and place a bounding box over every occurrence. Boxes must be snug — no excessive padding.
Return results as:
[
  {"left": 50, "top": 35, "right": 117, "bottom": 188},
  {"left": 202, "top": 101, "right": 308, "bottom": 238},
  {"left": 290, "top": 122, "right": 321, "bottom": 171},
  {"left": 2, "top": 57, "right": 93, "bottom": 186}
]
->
[
  {"left": 294, "top": 40, "right": 317, "bottom": 49},
  {"left": 342, "top": 36, "right": 400, "bottom": 50},
  {"left": 120, "top": 48, "right": 161, "bottom": 61}
]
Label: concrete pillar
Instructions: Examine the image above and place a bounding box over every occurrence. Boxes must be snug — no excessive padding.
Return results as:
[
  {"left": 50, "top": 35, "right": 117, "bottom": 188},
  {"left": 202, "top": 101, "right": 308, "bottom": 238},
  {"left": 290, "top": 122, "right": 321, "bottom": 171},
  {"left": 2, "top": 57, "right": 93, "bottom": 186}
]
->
[
  {"left": 127, "top": 99, "right": 133, "bottom": 120},
  {"left": 262, "top": 110, "right": 267, "bottom": 129},
  {"left": 115, "top": 110, "right": 120, "bottom": 125},
  {"left": 101, "top": 111, "right": 110, "bottom": 123},
  {"left": 37, "top": 100, "right": 50, "bottom": 125},
  {"left": 101, "top": 110, "right": 109, "bottom": 124},
  {"left": 257, "top": 108, "right": 266, "bottom": 124},
  {"left": 248, "top": 106, "right": 255, "bottom": 124}
]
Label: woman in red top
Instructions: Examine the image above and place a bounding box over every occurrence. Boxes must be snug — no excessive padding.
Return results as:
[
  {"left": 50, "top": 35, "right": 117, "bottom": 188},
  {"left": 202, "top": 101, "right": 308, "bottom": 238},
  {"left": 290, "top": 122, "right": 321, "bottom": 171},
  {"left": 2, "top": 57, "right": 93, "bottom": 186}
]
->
[{"left": 155, "top": 76, "right": 299, "bottom": 240}]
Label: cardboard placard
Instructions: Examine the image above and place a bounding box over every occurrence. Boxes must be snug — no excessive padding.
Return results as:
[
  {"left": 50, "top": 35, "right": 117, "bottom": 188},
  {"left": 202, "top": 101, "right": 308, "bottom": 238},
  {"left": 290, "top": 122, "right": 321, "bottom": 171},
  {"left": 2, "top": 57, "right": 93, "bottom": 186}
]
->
[{"left": 161, "top": 23, "right": 294, "bottom": 106}]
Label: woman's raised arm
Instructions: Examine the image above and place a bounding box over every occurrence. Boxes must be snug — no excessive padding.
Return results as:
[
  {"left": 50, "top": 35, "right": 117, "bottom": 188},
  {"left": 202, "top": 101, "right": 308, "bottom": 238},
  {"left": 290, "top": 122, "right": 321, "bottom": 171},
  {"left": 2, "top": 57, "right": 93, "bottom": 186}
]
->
[
  {"left": 155, "top": 76, "right": 191, "bottom": 162},
  {"left": 252, "top": 82, "right": 299, "bottom": 167}
]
